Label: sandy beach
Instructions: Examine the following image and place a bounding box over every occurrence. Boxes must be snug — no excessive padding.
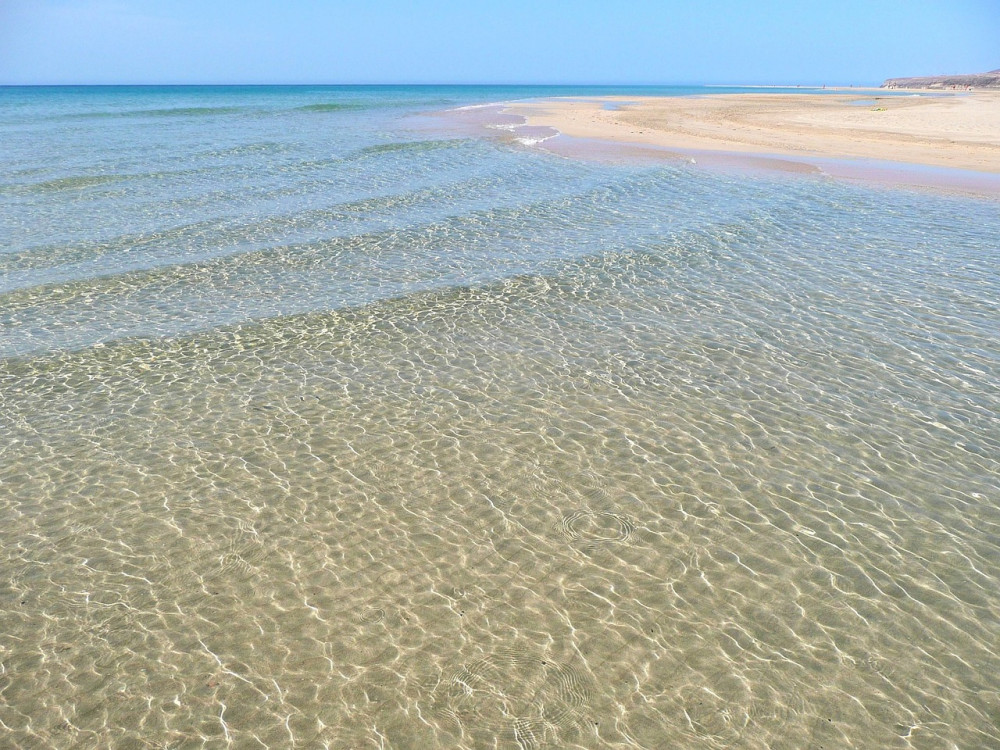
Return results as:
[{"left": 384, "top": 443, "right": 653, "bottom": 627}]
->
[{"left": 506, "top": 92, "right": 1000, "bottom": 174}]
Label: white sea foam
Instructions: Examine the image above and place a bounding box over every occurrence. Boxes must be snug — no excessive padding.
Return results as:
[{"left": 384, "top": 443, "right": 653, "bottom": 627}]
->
[
  {"left": 450, "top": 101, "right": 511, "bottom": 111},
  {"left": 515, "top": 133, "right": 557, "bottom": 146}
]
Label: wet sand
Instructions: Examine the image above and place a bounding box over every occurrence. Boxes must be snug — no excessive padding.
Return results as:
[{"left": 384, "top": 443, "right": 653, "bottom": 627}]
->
[{"left": 505, "top": 92, "right": 1000, "bottom": 175}]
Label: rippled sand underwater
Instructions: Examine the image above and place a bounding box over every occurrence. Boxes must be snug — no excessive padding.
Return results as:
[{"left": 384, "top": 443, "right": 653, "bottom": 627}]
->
[{"left": 2, "top": 87, "right": 1000, "bottom": 749}]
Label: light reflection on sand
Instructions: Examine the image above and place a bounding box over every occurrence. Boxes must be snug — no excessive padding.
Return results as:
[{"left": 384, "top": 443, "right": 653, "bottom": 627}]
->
[{"left": 4, "top": 221, "right": 1000, "bottom": 746}]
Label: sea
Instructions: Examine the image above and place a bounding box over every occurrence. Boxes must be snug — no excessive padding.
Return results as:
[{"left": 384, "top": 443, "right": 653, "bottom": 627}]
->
[{"left": 1, "top": 85, "right": 998, "bottom": 749}]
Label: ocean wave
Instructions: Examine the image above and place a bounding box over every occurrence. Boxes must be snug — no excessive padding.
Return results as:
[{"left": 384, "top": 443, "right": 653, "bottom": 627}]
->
[
  {"left": 64, "top": 106, "right": 248, "bottom": 119},
  {"left": 0, "top": 261, "right": 554, "bottom": 363},
  {"left": 0, "top": 217, "right": 716, "bottom": 367},
  {"left": 351, "top": 139, "right": 469, "bottom": 157},
  {"left": 295, "top": 102, "right": 370, "bottom": 112},
  {"left": 138, "top": 106, "right": 247, "bottom": 117},
  {"left": 449, "top": 101, "right": 512, "bottom": 111},
  {"left": 297, "top": 98, "right": 458, "bottom": 113},
  {"left": 1, "top": 167, "right": 870, "bottom": 356},
  {"left": 7, "top": 174, "right": 127, "bottom": 194},
  {"left": 195, "top": 141, "right": 296, "bottom": 159},
  {"left": 0, "top": 268, "right": 538, "bottom": 373},
  {"left": 0, "top": 174, "right": 513, "bottom": 291},
  {"left": 0, "top": 209, "right": 699, "bottom": 359},
  {"left": 515, "top": 133, "right": 558, "bottom": 146},
  {"left": 480, "top": 114, "right": 558, "bottom": 146},
  {"left": 2, "top": 165, "right": 702, "bottom": 286}
]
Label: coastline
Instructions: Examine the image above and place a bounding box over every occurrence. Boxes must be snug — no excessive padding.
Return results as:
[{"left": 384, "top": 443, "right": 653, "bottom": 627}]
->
[
  {"left": 6, "top": 85, "right": 1000, "bottom": 749},
  {"left": 500, "top": 91, "right": 1000, "bottom": 193}
]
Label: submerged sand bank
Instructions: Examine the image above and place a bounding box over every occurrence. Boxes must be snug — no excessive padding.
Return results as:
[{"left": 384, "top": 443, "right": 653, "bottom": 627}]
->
[{"left": 505, "top": 92, "right": 1000, "bottom": 174}]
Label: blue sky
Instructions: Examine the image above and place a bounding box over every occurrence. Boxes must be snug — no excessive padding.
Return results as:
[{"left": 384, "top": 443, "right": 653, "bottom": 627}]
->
[{"left": 1, "top": 0, "right": 997, "bottom": 85}]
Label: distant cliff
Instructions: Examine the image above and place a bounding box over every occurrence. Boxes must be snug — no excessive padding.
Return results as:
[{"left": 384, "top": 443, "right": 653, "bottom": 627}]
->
[{"left": 881, "top": 69, "right": 1000, "bottom": 89}]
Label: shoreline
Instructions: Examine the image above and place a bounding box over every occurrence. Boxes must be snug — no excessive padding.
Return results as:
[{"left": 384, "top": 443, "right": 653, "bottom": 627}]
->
[{"left": 498, "top": 92, "right": 1000, "bottom": 195}]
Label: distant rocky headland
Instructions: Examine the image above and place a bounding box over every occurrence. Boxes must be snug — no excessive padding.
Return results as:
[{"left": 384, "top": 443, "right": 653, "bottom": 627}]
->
[{"left": 882, "top": 69, "right": 1000, "bottom": 89}]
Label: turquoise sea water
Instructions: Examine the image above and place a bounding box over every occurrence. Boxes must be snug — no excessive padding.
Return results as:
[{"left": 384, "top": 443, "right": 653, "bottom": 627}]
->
[{"left": 2, "top": 85, "right": 999, "bottom": 748}]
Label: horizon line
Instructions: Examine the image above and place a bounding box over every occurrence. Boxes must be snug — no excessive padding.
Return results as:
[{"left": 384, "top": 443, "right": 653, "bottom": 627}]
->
[{"left": 0, "top": 80, "right": 873, "bottom": 89}]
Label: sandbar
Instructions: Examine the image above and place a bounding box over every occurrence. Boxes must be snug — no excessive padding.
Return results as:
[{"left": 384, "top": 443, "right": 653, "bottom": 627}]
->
[{"left": 504, "top": 92, "right": 1000, "bottom": 175}]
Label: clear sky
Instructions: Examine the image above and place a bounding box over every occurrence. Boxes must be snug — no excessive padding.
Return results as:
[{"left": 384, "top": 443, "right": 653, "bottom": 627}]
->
[{"left": 1, "top": 0, "right": 997, "bottom": 86}]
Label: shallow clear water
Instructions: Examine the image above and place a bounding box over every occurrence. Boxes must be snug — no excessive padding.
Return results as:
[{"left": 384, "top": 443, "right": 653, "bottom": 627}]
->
[{"left": 2, "top": 85, "right": 999, "bottom": 749}]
